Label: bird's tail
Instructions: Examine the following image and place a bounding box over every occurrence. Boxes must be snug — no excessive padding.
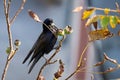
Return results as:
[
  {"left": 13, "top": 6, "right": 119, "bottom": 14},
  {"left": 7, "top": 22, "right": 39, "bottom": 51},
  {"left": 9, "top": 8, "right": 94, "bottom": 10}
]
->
[
  {"left": 28, "top": 52, "right": 44, "bottom": 73},
  {"left": 23, "top": 49, "right": 33, "bottom": 64}
]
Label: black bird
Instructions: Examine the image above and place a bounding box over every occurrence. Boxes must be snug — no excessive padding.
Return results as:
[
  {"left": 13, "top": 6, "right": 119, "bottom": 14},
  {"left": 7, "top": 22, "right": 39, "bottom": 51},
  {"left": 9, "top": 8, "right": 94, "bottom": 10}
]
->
[{"left": 23, "top": 18, "right": 58, "bottom": 73}]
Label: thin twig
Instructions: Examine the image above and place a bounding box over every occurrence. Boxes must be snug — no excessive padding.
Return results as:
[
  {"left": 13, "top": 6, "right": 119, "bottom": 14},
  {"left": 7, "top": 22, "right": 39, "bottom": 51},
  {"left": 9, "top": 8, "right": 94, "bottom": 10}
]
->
[
  {"left": 10, "top": 0, "right": 26, "bottom": 25},
  {"left": 78, "top": 42, "right": 90, "bottom": 66},
  {"left": 3, "top": 0, "right": 12, "bottom": 50},
  {"left": 7, "top": 0, "right": 11, "bottom": 19},
  {"left": 36, "top": 35, "right": 66, "bottom": 80},
  {"left": 65, "top": 67, "right": 79, "bottom": 80},
  {"left": 65, "top": 42, "right": 90, "bottom": 80},
  {"left": 76, "top": 65, "right": 120, "bottom": 75},
  {"left": 2, "top": 0, "right": 12, "bottom": 80},
  {"left": 75, "top": 53, "right": 120, "bottom": 77},
  {"left": 2, "top": 58, "right": 11, "bottom": 80},
  {"left": 89, "top": 7, "right": 119, "bottom": 13},
  {"left": 2, "top": 0, "right": 26, "bottom": 80}
]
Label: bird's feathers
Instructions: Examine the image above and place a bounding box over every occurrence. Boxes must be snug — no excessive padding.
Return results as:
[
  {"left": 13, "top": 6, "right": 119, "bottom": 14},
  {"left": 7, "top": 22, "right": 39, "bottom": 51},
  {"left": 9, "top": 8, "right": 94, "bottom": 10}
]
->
[{"left": 23, "top": 18, "right": 58, "bottom": 73}]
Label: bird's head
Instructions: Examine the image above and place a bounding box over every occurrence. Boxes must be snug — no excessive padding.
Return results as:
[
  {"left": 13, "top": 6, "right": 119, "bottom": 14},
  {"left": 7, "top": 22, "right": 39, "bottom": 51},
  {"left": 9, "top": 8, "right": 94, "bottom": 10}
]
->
[
  {"left": 43, "top": 18, "right": 58, "bottom": 34},
  {"left": 43, "top": 18, "right": 53, "bottom": 26}
]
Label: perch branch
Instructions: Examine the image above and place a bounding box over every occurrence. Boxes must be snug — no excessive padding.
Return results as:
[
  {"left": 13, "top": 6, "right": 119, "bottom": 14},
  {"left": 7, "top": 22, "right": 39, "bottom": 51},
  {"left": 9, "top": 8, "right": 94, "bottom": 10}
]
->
[
  {"left": 36, "top": 35, "right": 66, "bottom": 80},
  {"left": 2, "top": 0, "right": 26, "bottom": 80}
]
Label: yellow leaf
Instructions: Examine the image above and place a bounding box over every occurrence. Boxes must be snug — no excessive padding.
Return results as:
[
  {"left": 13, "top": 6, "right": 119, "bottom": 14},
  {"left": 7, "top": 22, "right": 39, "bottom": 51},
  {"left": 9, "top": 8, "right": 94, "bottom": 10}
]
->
[
  {"left": 110, "top": 16, "right": 117, "bottom": 28},
  {"left": 82, "top": 8, "right": 96, "bottom": 20},
  {"left": 99, "top": 15, "right": 104, "bottom": 20},
  {"left": 117, "top": 17, "right": 120, "bottom": 24},
  {"left": 104, "top": 8, "right": 110, "bottom": 15}
]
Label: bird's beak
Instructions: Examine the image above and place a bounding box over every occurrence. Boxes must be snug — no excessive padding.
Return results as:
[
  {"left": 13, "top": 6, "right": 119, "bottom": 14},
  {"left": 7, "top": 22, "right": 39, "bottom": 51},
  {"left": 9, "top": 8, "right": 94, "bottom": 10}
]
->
[
  {"left": 51, "top": 23, "right": 58, "bottom": 30},
  {"left": 51, "top": 23, "right": 56, "bottom": 26}
]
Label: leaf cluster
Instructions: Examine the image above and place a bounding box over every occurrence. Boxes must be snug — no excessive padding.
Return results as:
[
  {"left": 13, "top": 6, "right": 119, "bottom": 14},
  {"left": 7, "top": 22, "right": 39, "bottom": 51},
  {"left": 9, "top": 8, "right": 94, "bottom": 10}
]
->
[
  {"left": 81, "top": 8, "right": 120, "bottom": 41},
  {"left": 82, "top": 8, "right": 120, "bottom": 29}
]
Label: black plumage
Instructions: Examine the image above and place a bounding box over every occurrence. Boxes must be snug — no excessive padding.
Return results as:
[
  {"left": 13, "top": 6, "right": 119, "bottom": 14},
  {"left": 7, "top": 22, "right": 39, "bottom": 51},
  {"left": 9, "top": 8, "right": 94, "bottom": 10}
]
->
[{"left": 23, "top": 18, "right": 58, "bottom": 73}]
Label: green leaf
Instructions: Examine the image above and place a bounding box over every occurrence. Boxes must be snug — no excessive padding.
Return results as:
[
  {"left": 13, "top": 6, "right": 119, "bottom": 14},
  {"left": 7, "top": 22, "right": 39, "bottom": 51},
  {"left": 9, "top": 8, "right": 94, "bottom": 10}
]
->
[
  {"left": 6, "top": 47, "right": 10, "bottom": 54},
  {"left": 64, "top": 25, "right": 73, "bottom": 34},
  {"left": 110, "top": 16, "right": 118, "bottom": 28},
  {"left": 100, "top": 16, "right": 110, "bottom": 29},
  {"left": 57, "top": 29, "right": 65, "bottom": 36}
]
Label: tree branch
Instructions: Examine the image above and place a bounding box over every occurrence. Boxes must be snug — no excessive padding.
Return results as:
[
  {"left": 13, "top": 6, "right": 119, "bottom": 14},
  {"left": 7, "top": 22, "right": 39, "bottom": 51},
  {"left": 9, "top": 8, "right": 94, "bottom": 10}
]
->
[
  {"left": 10, "top": 0, "right": 26, "bottom": 25},
  {"left": 2, "top": 0, "right": 26, "bottom": 80}
]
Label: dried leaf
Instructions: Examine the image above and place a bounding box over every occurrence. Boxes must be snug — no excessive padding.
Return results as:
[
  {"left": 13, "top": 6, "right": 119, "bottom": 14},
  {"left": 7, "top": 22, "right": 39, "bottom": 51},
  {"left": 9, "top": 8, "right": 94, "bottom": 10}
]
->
[
  {"left": 82, "top": 8, "right": 96, "bottom": 20},
  {"left": 93, "top": 22, "right": 98, "bottom": 30},
  {"left": 110, "top": 16, "right": 118, "bottom": 28},
  {"left": 88, "top": 29, "right": 113, "bottom": 41},
  {"left": 104, "top": 8, "right": 110, "bottom": 15},
  {"left": 28, "top": 10, "right": 41, "bottom": 22},
  {"left": 72, "top": 6, "right": 83, "bottom": 12},
  {"left": 85, "top": 15, "right": 99, "bottom": 27},
  {"left": 54, "top": 60, "right": 64, "bottom": 79}
]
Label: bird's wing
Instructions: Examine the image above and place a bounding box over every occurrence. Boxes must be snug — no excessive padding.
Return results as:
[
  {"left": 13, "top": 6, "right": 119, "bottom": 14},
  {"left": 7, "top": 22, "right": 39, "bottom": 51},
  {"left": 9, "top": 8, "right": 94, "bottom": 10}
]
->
[
  {"left": 28, "top": 32, "right": 52, "bottom": 73},
  {"left": 28, "top": 32, "right": 50, "bottom": 64},
  {"left": 22, "top": 32, "right": 45, "bottom": 64}
]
